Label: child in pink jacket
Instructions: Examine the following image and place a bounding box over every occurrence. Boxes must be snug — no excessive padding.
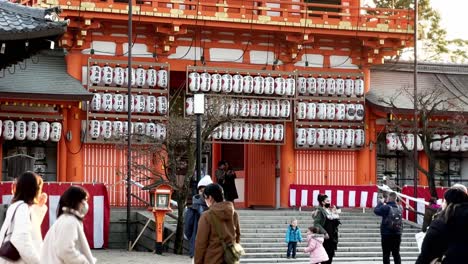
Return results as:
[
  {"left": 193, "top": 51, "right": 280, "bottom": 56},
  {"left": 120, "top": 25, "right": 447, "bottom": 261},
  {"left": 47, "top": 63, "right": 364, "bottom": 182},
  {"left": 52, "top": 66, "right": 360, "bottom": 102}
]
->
[{"left": 304, "top": 226, "right": 329, "bottom": 264}]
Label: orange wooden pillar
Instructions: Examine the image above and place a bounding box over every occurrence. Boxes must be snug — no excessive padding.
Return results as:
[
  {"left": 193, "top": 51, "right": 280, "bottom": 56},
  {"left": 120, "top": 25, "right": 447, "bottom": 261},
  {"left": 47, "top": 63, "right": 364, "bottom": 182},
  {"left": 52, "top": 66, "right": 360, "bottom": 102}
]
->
[
  {"left": 66, "top": 106, "right": 84, "bottom": 182},
  {"left": 418, "top": 152, "right": 429, "bottom": 186},
  {"left": 280, "top": 122, "right": 295, "bottom": 207},
  {"left": 58, "top": 108, "right": 68, "bottom": 182},
  {"left": 65, "top": 51, "right": 83, "bottom": 80},
  {"left": 211, "top": 143, "right": 221, "bottom": 181}
]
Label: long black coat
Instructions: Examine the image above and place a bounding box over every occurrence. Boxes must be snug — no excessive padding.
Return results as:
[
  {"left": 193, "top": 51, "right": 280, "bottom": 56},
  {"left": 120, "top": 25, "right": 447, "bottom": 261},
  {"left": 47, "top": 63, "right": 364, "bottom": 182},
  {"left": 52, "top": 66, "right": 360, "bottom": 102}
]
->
[{"left": 215, "top": 169, "right": 238, "bottom": 202}]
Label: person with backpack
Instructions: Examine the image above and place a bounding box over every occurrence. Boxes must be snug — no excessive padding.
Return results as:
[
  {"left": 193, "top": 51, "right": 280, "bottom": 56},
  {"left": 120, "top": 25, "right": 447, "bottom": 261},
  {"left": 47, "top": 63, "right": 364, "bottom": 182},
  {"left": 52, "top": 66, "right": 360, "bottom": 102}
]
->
[
  {"left": 195, "top": 183, "right": 242, "bottom": 264},
  {"left": 374, "top": 192, "right": 403, "bottom": 264}
]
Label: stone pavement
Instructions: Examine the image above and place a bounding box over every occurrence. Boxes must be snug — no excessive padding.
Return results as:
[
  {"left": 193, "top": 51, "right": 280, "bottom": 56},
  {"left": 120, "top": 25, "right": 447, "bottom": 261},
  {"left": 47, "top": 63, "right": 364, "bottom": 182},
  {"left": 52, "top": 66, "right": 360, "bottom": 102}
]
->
[{"left": 92, "top": 250, "right": 191, "bottom": 264}]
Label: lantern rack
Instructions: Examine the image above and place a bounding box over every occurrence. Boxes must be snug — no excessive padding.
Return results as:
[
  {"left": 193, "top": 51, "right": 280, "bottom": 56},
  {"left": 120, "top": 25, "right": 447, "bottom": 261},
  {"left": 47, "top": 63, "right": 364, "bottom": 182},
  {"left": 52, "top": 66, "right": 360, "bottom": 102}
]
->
[
  {"left": 83, "top": 135, "right": 163, "bottom": 145},
  {"left": 86, "top": 86, "right": 168, "bottom": 95},
  {"left": 295, "top": 70, "right": 363, "bottom": 78},
  {"left": 296, "top": 96, "right": 365, "bottom": 103},
  {"left": 87, "top": 113, "right": 167, "bottom": 122},
  {"left": 295, "top": 121, "right": 365, "bottom": 128},
  {"left": 0, "top": 113, "right": 63, "bottom": 121},
  {"left": 294, "top": 126, "right": 366, "bottom": 150}
]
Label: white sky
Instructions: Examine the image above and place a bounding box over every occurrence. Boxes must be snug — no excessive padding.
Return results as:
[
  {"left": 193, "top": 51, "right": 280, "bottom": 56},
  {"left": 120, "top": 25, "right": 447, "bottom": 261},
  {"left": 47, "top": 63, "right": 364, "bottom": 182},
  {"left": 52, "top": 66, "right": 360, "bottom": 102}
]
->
[{"left": 429, "top": 0, "right": 467, "bottom": 40}]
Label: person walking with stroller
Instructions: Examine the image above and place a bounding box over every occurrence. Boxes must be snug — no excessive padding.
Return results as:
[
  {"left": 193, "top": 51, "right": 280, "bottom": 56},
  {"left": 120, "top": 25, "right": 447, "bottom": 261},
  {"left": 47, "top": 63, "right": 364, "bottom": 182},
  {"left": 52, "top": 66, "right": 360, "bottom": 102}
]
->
[
  {"left": 285, "top": 219, "right": 302, "bottom": 259},
  {"left": 304, "top": 226, "right": 329, "bottom": 264}
]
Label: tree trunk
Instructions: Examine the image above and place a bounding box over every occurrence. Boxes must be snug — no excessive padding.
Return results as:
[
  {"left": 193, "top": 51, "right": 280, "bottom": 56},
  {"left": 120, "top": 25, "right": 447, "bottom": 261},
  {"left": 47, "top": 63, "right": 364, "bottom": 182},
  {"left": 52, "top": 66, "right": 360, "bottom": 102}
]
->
[
  {"left": 173, "top": 193, "right": 187, "bottom": 254},
  {"left": 427, "top": 160, "right": 438, "bottom": 198}
]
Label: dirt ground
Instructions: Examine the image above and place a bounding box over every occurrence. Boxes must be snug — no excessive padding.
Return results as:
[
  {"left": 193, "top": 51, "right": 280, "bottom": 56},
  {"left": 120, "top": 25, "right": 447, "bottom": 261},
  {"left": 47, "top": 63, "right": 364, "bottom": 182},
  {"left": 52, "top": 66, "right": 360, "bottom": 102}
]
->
[{"left": 92, "top": 249, "right": 191, "bottom": 264}]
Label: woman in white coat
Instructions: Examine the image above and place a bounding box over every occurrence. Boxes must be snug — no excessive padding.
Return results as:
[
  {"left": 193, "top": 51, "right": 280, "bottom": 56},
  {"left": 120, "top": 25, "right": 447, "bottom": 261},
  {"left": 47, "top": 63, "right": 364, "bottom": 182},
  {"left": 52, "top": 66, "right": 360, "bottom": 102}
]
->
[
  {"left": 0, "top": 171, "right": 44, "bottom": 264},
  {"left": 41, "top": 186, "right": 96, "bottom": 264}
]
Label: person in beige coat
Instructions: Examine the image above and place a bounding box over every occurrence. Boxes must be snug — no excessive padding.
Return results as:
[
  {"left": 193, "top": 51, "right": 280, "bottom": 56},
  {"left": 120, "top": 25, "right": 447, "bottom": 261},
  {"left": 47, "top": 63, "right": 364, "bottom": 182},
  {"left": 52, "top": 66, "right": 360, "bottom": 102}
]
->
[
  {"left": 194, "top": 183, "right": 241, "bottom": 264},
  {"left": 0, "top": 172, "right": 46, "bottom": 264},
  {"left": 40, "top": 186, "right": 96, "bottom": 264}
]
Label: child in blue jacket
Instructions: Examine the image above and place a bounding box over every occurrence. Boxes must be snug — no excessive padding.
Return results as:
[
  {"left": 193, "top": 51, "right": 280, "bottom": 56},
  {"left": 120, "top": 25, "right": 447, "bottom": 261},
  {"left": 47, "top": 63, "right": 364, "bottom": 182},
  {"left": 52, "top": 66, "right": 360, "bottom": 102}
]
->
[{"left": 285, "top": 218, "right": 303, "bottom": 259}]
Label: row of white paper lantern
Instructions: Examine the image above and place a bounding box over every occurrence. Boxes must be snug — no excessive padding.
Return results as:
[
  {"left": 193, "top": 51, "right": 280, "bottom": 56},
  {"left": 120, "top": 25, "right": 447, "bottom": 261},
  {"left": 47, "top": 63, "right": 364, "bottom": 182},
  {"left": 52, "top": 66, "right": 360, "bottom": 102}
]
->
[
  {"left": 90, "top": 93, "right": 168, "bottom": 115},
  {"left": 211, "top": 123, "right": 284, "bottom": 142},
  {"left": 297, "top": 76, "right": 364, "bottom": 97},
  {"left": 0, "top": 120, "right": 61, "bottom": 142},
  {"left": 297, "top": 128, "right": 365, "bottom": 147},
  {"left": 186, "top": 97, "right": 291, "bottom": 118},
  {"left": 88, "top": 120, "right": 167, "bottom": 140},
  {"left": 89, "top": 64, "right": 168, "bottom": 88},
  {"left": 296, "top": 102, "right": 364, "bottom": 121},
  {"left": 188, "top": 72, "right": 296, "bottom": 96},
  {"left": 386, "top": 133, "right": 468, "bottom": 152}
]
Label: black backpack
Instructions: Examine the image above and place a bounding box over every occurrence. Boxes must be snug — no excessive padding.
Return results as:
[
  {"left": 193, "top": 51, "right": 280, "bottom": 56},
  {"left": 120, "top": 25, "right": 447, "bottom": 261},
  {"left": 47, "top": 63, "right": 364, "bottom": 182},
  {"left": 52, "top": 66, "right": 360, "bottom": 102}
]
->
[{"left": 384, "top": 205, "right": 403, "bottom": 233}]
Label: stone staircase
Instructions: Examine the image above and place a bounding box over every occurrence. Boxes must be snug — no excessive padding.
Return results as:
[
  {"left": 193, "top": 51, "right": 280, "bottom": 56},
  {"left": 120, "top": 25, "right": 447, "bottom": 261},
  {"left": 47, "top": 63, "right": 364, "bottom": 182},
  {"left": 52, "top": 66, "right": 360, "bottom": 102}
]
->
[{"left": 237, "top": 209, "right": 421, "bottom": 263}]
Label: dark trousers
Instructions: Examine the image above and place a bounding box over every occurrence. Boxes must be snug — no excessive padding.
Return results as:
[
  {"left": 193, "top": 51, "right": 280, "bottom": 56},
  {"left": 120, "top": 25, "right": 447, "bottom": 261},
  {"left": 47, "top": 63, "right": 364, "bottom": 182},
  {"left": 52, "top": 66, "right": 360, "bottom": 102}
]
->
[
  {"left": 287, "top": 242, "right": 297, "bottom": 257},
  {"left": 323, "top": 239, "right": 336, "bottom": 264},
  {"left": 381, "top": 235, "right": 401, "bottom": 264}
]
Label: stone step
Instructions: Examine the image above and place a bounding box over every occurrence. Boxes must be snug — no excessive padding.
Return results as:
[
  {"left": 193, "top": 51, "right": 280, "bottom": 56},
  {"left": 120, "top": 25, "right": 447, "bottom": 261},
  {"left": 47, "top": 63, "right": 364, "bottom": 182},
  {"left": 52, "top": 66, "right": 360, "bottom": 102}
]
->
[
  {"left": 243, "top": 246, "right": 418, "bottom": 253},
  {"left": 240, "top": 257, "right": 417, "bottom": 263},
  {"left": 239, "top": 228, "right": 419, "bottom": 234},
  {"left": 240, "top": 237, "right": 417, "bottom": 243},
  {"left": 241, "top": 242, "right": 418, "bottom": 248},
  {"left": 241, "top": 251, "right": 420, "bottom": 259}
]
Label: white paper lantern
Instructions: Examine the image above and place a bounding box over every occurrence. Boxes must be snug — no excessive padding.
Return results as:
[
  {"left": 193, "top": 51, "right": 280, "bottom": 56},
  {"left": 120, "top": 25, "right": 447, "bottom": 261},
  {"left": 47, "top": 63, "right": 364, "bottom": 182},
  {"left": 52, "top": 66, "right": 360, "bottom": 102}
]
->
[
  {"left": 264, "top": 76, "right": 275, "bottom": 95},
  {"left": 405, "top": 134, "right": 415, "bottom": 150},
  {"left": 211, "top": 73, "right": 222, "bottom": 92},
  {"left": 26, "top": 121, "right": 38, "bottom": 141},
  {"left": 146, "top": 122, "right": 157, "bottom": 138},
  {"left": 296, "top": 102, "right": 307, "bottom": 120},
  {"left": 188, "top": 72, "right": 201, "bottom": 92},
  {"left": 345, "top": 104, "right": 356, "bottom": 121},
  {"left": 90, "top": 93, "right": 102, "bottom": 112},
  {"left": 113, "top": 65, "right": 125, "bottom": 86},
  {"left": 222, "top": 123, "right": 233, "bottom": 140},
  {"left": 416, "top": 135, "right": 423, "bottom": 151},
  {"left": 49, "top": 122, "right": 62, "bottom": 142},
  {"left": 123, "top": 95, "right": 135, "bottom": 112},
  {"left": 124, "top": 67, "right": 136, "bottom": 87},
  {"left": 355, "top": 129, "right": 365, "bottom": 147},
  {"left": 14, "top": 121, "right": 26, "bottom": 140},
  {"left": 270, "top": 100, "right": 280, "bottom": 118},
  {"left": 274, "top": 124, "right": 284, "bottom": 141},
  {"left": 355, "top": 104, "right": 365, "bottom": 121},
  {"left": 146, "top": 95, "right": 157, "bottom": 114},
  {"left": 335, "top": 104, "right": 346, "bottom": 121},
  {"left": 451, "top": 136, "right": 461, "bottom": 152},
  {"left": 135, "top": 66, "right": 146, "bottom": 87},
  {"left": 344, "top": 129, "right": 355, "bottom": 147},
  {"left": 345, "top": 78, "right": 354, "bottom": 97},
  {"left": 89, "top": 64, "right": 101, "bottom": 85},
  {"left": 157, "top": 96, "right": 168, "bottom": 115},
  {"left": 296, "top": 128, "right": 307, "bottom": 146},
  {"left": 274, "top": 77, "right": 286, "bottom": 95},
  {"left": 212, "top": 126, "right": 222, "bottom": 140},
  {"left": 239, "top": 99, "right": 250, "bottom": 117},
  {"left": 307, "top": 77, "right": 317, "bottom": 94},
  {"left": 317, "top": 103, "right": 327, "bottom": 120},
  {"left": 327, "top": 129, "right": 336, "bottom": 146},
  {"left": 250, "top": 99, "right": 260, "bottom": 117},
  {"left": 285, "top": 76, "right": 295, "bottom": 96},
  {"left": 157, "top": 69, "right": 168, "bottom": 88},
  {"left": 146, "top": 67, "right": 157, "bottom": 88},
  {"left": 113, "top": 94, "right": 124, "bottom": 112},
  {"left": 260, "top": 100, "right": 271, "bottom": 117},
  {"left": 307, "top": 128, "right": 316, "bottom": 146},
  {"left": 326, "top": 77, "right": 336, "bottom": 95},
  {"left": 155, "top": 123, "right": 166, "bottom": 140},
  {"left": 280, "top": 100, "right": 291, "bottom": 118},
  {"left": 3, "top": 120, "right": 14, "bottom": 140},
  {"left": 335, "top": 129, "right": 345, "bottom": 146},
  {"left": 336, "top": 77, "right": 345, "bottom": 96},
  {"left": 326, "top": 103, "right": 335, "bottom": 120},
  {"left": 38, "top": 122, "right": 50, "bottom": 141},
  {"left": 134, "top": 122, "right": 146, "bottom": 136},
  {"left": 232, "top": 74, "right": 243, "bottom": 93},
  {"left": 253, "top": 124, "right": 264, "bottom": 141},
  {"left": 253, "top": 75, "right": 265, "bottom": 94},
  {"left": 228, "top": 99, "right": 240, "bottom": 116},
  {"left": 317, "top": 77, "right": 326, "bottom": 95},
  {"left": 134, "top": 95, "right": 146, "bottom": 113},
  {"left": 355, "top": 77, "right": 364, "bottom": 97},
  {"left": 221, "top": 74, "right": 233, "bottom": 93},
  {"left": 306, "top": 102, "right": 316, "bottom": 120},
  {"left": 441, "top": 135, "right": 451, "bottom": 151},
  {"left": 297, "top": 77, "right": 307, "bottom": 95},
  {"left": 88, "top": 120, "right": 100, "bottom": 139},
  {"left": 102, "top": 93, "right": 113, "bottom": 112},
  {"left": 263, "top": 124, "right": 274, "bottom": 141},
  {"left": 232, "top": 123, "right": 243, "bottom": 140},
  {"left": 101, "top": 64, "right": 113, "bottom": 86},
  {"left": 317, "top": 128, "right": 327, "bottom": 146},
  {"left": 100, "top": 121, "right": 112, "bottom": 139},
  {"left": 386, "top": 133, "right": 398, "bottom": 151},
  {"left": 460, "top": 135, "right": 468, "bottom": 151},
  {"left": 200, "top": 72, "right": 211, "bottom": 92},
  {"left": 242, "top": 123, "right": 253, "bottom": 140},
  {"left": 431, "top": 134, "right": 441, "bottom": 151},
  {"left": 112, "top": 121, "right": 124, "bottom": 138},
  {"left": 243, "top": 75, "right": 254, "bottom": 93}
]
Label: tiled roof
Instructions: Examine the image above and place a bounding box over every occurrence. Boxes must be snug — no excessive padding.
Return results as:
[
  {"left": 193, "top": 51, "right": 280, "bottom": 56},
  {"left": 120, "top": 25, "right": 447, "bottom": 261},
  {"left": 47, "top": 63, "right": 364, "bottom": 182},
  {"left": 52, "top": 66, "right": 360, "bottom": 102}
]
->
[
  {"left": 0, "top": 0, "right": 67, "bottom": 41},
  {"left": 0, "top": 50, "right": 94, "bottom": 101}
]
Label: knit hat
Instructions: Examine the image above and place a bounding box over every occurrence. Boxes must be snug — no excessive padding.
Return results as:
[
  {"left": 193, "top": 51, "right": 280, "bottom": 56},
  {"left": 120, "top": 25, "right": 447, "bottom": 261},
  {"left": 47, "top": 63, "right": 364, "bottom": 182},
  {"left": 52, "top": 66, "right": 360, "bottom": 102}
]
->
[{"left": 197, "top": 175, "right": 213, "bottom": 189}]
